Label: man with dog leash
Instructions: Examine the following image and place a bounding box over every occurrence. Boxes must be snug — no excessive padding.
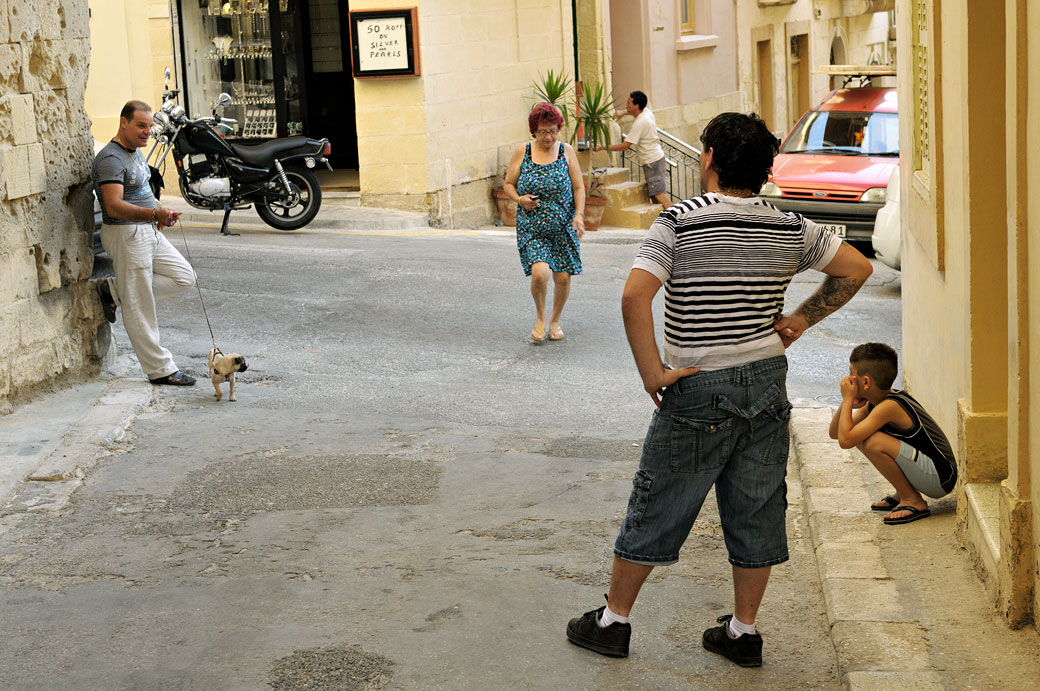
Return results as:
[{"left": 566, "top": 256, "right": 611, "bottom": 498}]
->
[{"left": 93, "top": 100, "right": 197, "bottom": 386}]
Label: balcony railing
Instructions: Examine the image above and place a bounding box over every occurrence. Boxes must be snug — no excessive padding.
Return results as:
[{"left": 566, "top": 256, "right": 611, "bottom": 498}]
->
[{"left": 619, "top": 128, "right": 701, "bottom": 204}]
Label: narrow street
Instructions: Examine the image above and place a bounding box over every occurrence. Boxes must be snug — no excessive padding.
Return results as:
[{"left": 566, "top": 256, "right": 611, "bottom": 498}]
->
[{"left": 1, "top": 223, "right": 901, "bottom": 689}]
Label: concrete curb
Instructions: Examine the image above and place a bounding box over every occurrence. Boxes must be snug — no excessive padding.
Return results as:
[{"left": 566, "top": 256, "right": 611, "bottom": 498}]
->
[
  {"left": 5, "top": 380, "right": 154, "bottom": 514},
  {"left": 790, "top": 404, "right": 944, "bottom": 690}
]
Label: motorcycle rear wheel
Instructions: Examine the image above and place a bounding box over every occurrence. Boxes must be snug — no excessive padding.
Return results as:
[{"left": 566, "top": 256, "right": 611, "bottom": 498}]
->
[{"left": 255, "top": 167, "right": 322, "bottom": 231}]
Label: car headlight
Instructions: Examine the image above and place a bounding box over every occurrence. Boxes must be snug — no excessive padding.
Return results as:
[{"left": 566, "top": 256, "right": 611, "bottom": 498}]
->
[
  {"left": 759, "top": 181, "right": 781, "bottom": 197},
  {"left": 861, "top": 187, "right": 887, "bottom": 204}
]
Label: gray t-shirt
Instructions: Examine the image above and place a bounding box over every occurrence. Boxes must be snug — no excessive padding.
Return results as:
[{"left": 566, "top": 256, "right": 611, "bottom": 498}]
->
[{"left": 92, "top": 140, "right": 157, "bottom": 225}]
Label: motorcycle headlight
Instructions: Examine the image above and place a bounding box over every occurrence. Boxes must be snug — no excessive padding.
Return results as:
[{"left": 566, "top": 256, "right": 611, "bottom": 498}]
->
[
  {"left": 150, "top": 112, "right": 169, "bottom": 138},
  {"left": 759, "top": 181, "right": 781, "bottom": 197},
  {"left": 861, "top": 187, "right": 887, "bottom": 204}
]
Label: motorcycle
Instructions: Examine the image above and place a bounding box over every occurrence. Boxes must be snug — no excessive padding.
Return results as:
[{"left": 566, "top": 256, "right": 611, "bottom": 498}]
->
[{"left": 145, "top": 67, "right": 331, "bottom": 235}]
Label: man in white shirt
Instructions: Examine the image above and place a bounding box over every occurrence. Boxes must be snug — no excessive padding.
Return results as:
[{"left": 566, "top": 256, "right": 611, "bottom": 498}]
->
[{"left": 597, "top": 91, "right": 670, "bottom": 208}]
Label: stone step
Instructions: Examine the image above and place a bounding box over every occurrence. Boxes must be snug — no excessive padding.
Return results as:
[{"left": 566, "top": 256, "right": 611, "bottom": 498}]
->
[
  {"left": 324, "top": 191, "right": 362, "bottom": 207},
  {"left": 602, "top": 202, "right": 663, "bottom": 230},
  {"left": 603, "top": 181, "right": 649, "bottom": 209},
  {"left": 162, "top": 194, "right": 430, "bottom": 231},
  {"left": 585, "top": 167, "right": 632, "bottom": 189}
]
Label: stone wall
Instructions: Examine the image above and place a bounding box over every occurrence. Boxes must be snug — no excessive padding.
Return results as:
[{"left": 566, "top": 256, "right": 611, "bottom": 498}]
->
[{"left": 0, "top": 0, "right": 108, "bottom": 407}]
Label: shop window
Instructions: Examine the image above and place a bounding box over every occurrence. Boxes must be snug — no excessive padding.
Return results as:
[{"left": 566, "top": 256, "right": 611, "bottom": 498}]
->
[{"left": 177, "top": 0, "right": 304, "bottom": 139}]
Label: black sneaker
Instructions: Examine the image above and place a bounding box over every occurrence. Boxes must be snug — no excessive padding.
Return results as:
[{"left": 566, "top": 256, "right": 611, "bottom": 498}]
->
[
  {"left": 566, "top": 604, "right": 630, "bottom": 658},
  {"left": 97, "top": 280, "right": 117, "bottom": 323},
  {"left": 702, "top": 614, "right": 762, "bottom": 667}
]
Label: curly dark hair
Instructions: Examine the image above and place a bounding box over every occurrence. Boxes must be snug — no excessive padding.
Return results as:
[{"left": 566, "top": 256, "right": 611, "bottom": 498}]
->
[
  {"left": 528, "top": 102, "right": 564, "bottom": 135},
  {"left": 850, "top": 342, "right": 898, "bottom": 390},
  {"left": 699, "top": 112, "right": 778, "bottom": 194}
]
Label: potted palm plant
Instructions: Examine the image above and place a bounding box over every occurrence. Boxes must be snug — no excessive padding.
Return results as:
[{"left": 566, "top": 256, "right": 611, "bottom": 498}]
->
[{"left": 572, "top": 81, "right": 615, "bottom": 231}]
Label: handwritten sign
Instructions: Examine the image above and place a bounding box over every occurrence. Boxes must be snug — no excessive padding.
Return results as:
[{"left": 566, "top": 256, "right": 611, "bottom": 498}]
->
[
  {"left": 357, "top": 17, "right": 408, "bottom": 71},
  {"left": 349, "top": 8, "right": 420, "bottom": 78}
]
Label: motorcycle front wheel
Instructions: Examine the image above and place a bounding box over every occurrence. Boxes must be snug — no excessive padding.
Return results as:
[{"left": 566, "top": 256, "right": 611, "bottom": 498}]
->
[{"left": 254, "top": 166, "right": 322, "bottom": 231}]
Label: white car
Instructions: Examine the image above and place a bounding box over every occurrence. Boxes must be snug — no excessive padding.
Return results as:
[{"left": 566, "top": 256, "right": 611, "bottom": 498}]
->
[{"left": 871, "top": 166, "right": 901, "bottom": 270}]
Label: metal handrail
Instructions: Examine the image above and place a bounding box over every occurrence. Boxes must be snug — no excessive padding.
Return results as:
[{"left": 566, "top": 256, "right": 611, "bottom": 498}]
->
[{"left": 619, "top": 127, "right": 701, "bottom": 204}]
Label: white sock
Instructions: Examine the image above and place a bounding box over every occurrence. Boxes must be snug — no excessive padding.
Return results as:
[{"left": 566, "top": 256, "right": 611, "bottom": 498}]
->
[
  {"left": 727, "top": 615, "right": 756, "bottom": 639},
  {"left": 597, "top": 605, "right": 629, "bottom": 628}
]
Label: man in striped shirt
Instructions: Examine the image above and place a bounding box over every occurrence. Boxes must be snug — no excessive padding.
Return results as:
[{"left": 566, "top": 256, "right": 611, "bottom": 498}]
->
[{"left": 567, "top": 113, "right": 873, "bottom": 665}]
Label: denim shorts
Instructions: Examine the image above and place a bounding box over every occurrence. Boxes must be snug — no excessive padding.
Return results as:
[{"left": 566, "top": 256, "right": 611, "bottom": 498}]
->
[
  {"left": 894, "top": 441, "right": 946, "bottom": 499},
  {"left": 614, "top": 356, "right": 793, "bottom": 569}
]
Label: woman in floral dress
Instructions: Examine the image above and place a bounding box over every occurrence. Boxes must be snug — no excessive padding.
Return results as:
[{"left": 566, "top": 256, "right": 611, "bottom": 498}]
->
[{"left": 503, "top": 102, "right": 586, "bottom": 342}]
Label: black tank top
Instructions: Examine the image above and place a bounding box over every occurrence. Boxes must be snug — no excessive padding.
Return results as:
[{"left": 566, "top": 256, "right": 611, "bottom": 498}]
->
[{"left": 870, "top": 390, "right": 957, "bottom": 493}]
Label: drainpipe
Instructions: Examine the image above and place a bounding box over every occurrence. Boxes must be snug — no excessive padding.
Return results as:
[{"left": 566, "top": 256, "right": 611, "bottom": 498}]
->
[{"left": 571, "top": 0, "right": 579, "bottom": 81}]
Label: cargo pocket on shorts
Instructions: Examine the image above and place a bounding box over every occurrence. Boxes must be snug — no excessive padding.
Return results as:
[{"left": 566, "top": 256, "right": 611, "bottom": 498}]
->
[
  {"left": 669, "top": 415, "right": 733, "bottom": 474},
  {"left": 624, "top": 470, "right": 654, "bottom": 528},
  {"left": 756, "top": 400, "right": 793, "bottom": 466}
]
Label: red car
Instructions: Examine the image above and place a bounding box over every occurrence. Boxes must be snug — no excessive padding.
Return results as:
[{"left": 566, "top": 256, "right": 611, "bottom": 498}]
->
[{"left": 759, "top": 86, "right": 898, "bottom": 244}]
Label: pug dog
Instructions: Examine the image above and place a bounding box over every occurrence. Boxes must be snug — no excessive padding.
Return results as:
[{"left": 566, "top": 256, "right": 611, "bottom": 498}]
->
[{"left": 208, "top": 347, "right": 248, "bottom": 401}]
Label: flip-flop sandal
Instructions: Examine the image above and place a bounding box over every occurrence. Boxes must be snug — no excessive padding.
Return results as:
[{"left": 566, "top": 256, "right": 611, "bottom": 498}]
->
[
  {"left": 870, "top": 495, "right": 900, "bottom": 511},
  {"left": 548, "top": 326, "right": 565, "bottom": 341},
  {"left": 150, "top": 370, "right": 196, "bottom": 386},
  {"left": 883, "top": 505, "right": 931, "bottom": 525},
  {"left": 529, "top": 328, "right": 547, "bottom": 343},
  {"left": 97, "top": 281, "right": 117, "bottom": 323}
]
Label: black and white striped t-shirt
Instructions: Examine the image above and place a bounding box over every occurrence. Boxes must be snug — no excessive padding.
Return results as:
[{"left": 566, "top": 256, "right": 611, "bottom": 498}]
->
[{"left": 632, "top": 193, "right": 841, "bottom": 371}]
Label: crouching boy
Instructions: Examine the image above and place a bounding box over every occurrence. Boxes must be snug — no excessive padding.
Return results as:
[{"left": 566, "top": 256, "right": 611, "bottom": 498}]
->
[{"left": 829, "top": 343, "right": 957, "bottom": 524}]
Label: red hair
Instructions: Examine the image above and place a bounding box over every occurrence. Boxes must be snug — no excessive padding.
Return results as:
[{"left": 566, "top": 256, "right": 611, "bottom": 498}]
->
[{"left": 528, "top": 102, "right": 563, "bottom": 135}]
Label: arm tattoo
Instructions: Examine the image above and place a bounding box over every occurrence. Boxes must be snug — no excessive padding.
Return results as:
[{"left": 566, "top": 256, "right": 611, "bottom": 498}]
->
[{"left": 796, "top": 276, "right": 866, "bottom": 327}]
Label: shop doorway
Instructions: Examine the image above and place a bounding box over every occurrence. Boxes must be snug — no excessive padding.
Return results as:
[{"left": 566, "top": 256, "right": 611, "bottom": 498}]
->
[
  {"left": 756, "top": 39, "right": 775, "bottom": 131},
  {"left": 300, "top": 0, "right": 359, "bottom": 174}
]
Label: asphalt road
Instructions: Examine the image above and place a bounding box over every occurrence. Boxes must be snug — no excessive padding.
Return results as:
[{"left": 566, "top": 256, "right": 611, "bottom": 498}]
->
[{"left": 0, "top": 223, "right": 900, "bottom": 689}]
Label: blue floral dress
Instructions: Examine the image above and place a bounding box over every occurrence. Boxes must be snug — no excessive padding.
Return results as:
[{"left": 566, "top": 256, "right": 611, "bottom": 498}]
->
[{"left": 516, "top": 143, "right": 582, "bottom": 276}]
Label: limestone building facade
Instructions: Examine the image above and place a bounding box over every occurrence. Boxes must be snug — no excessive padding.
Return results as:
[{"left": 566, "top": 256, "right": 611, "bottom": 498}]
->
[
  {"left": 0, "top": 0, "right": 109, "bottom": 407},
  {"left": 896, "top": 0, "right": 1039, "bottom": 631}
]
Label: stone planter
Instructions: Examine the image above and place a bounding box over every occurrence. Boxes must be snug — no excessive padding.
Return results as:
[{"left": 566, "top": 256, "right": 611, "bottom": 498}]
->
[
  {"left": 584, "top": 195, "right": 607, "bottom": 231},
  {"left": 492, "top": 187, "right": 517, "bottom": 227}
]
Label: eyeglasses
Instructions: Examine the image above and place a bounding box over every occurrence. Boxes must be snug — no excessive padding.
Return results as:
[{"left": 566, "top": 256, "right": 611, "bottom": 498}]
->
[{"left": 536, "top": 129, "right": 559, "bottom": 137}]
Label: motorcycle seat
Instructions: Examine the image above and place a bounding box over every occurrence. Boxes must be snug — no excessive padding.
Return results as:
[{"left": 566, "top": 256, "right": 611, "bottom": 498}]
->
[{"left": 230, "top": 136, "right": 311, "bottom": 167}]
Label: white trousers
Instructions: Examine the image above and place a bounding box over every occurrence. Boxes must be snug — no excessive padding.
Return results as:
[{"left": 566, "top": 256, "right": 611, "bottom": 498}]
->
[{"left": 100, "top": 222, "right": 196, "bottom": 379}]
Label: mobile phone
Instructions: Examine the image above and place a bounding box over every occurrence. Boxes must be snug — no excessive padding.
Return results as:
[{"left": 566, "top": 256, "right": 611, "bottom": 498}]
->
[{"left": 530, "top": 195, "right": 539, "bottom": 200}]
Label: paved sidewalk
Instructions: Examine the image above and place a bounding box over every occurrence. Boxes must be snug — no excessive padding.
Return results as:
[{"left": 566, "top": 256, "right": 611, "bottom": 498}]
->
[
  {"left": 4, "top": 379, "right": 1037, "bottom": 685},
  {"left": 790, "top": 403, "right": 1040, "bottom": 690},
  {"left": 0, "top": 355, "right": 153, "bottom": 514}
]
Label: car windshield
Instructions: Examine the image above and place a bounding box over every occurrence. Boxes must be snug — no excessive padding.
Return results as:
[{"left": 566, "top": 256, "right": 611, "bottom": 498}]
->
[{"left": 781, "top": 110, "right": 899, "bottom": 156}]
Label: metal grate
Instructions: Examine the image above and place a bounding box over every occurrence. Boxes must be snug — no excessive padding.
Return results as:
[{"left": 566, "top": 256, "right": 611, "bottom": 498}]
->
[{"left": 912, "top": 0, "right": 930, "bottom": 172}]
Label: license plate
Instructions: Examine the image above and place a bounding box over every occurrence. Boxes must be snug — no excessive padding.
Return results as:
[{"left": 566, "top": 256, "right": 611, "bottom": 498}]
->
[{"left": 819, "top": 223, "right": 847, "bottom": 238}]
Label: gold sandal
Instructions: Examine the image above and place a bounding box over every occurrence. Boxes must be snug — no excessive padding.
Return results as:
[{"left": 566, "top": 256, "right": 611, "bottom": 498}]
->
[
  {"left": 548, "top": 326, "right": 565, "bottom": 341},
  {"left": 530, "top": 327, "right": 547, "bottom": 343}
]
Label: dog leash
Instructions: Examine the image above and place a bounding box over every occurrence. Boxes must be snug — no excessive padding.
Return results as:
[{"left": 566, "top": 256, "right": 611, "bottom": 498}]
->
[{"left": 168, "top": 214, "right": 218, "bottom": 352}]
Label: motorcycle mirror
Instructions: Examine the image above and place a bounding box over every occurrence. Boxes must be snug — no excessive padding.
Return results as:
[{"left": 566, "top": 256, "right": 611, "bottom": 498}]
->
[
  {"left": 163, "top": 66, "right": 171, "bottom": 87},
  {"left": 216, "top": 93, "right": 232, "bottom": 109}
]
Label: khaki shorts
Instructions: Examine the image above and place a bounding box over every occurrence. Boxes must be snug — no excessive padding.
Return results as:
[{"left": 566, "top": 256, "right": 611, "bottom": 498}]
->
[{"left": 642, "top": 157, "right": 668, "bottom": 196}]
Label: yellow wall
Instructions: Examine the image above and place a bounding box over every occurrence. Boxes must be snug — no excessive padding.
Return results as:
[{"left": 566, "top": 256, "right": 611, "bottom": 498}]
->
[
  {"left": 1021, "top": 0, "right": 1040, "bottom": 625},
  {"left": 85, "top": 0, "right": 174, "bottom": 142},
  {"left": 900, "top": 0, "right": 1039, "bottom": 627},
  {"left": 350, "top": 0, "right": 575, "bottom": 222}
]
